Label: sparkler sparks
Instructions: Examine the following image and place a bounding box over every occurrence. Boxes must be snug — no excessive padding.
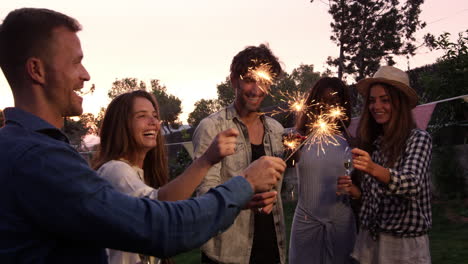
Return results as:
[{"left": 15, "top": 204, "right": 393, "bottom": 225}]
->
[
  {"left": 281, "top": 102, "right": 350, "bottom": 160},
  {"left": 241, "top": 60, "right": 277, "bottom": 94},
  {"left": 305, "top": 114, "right": 342, "bottom": 155},
  {"left": 326, "top": 105, "right": 346, "bottom": 120},
  {"left": 283, "top": 133, "right": 305, "bottom": 151},
  {"left": 268, "top": 91, "right": 308, "bottom": 117}
]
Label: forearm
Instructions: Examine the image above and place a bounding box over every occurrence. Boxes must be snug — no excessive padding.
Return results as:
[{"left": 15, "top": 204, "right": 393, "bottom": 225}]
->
[
  {"left": 349, "top": 184, "right": 362, "bottom": 199},
  {"left": 104, "top": 176, "right": 253, "bottom": 257},
  {"left": 158, "top": 155, "right": 213, "bottom": 201},
  {"left": 370, "top": 163, "right": 391, "bottom": 184}
]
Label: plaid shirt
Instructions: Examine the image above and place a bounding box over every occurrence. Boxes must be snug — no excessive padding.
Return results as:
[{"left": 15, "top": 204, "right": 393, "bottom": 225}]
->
[{"left": 359, "top": 129, "right": 432, "bottom": 239}]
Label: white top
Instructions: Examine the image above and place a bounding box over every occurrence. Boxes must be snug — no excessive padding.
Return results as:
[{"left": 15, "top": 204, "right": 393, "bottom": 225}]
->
[
  {"left": 97, "top": 160, "right": 160, "bottom": 264},
  {"left": 98, "top": 160, "right": 159, "bottom": 200}
]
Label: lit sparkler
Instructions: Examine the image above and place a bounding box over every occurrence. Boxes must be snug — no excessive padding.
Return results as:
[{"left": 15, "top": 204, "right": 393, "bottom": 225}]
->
[
  {"left": 269, "top": 91, "right": 308, "bottom": 117},
  {"left": 324, "top": 105, "right": 352, "bottom": 139},
  {"left": 306, "top": 114, "right": 342, "bottom": 155},
  {"left": 283, "top": 103, "right": 351, "bottom": 160},
  {"left": 241, "top": 60, "right": 277, "bottom": 94},
  {"left": 283, "top": 133, "right": 305, "bottom": 151}
]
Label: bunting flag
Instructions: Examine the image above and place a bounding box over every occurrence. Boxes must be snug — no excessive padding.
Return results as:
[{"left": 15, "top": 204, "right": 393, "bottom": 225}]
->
[{"left": 348, "top": 94, "right": 468, "bottom": 137}]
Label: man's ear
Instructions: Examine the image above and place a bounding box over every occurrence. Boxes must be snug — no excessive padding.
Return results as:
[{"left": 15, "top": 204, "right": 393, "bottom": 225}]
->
[{"left": 25, "top": 57, "right": 47, "bottom": 85}]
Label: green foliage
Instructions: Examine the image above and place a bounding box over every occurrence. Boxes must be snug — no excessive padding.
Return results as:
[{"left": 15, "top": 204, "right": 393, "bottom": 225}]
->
[
  {"left": 149, "top": 79, "right": 182, "bottom": 133},
  {"left": 62, "top": 113, "right": 96, "bottom": 148},
  {"left": 180, "top": 129, "right": 191, "bottom": 141},
  {"left": 430, "top": 201, "right": 468, "bottom": 264},
  {"left": 416, "top": 30, "right": 468, "bottom": 135},
  {"left": 0, "top": 109, "right": 4, "bottom": 127},
  {"left": 216, "top": 77, "right": 235, "bottom": 107},
  {"left": 432, "top": 146, "right": 467, "bottom": 200},
  {"left": 169, "top": 148, "right": 192, "bottom": 180},
  {"left": 424, "top": 30, "right": 468, "bottom": 61},
  {"left": 422, "top": 30, "right": 468, "bottom": 100},
  {"left": 187, "top": 99, "right": 221, "bottom": 128},
  {"left": 325, "top": 0, "right": 425, "bottom": 80},
  {"left": 290, "top": 64, "right": 323, "bottom": 92},
  {"left": 95, "top": 107, "right": 106, "bottom": 132},
  {"left": 108, "top": 77, "right": 146, "bottom": 100}
]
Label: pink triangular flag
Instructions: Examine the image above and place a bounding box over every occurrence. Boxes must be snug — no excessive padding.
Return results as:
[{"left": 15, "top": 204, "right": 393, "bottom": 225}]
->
[{"left": 412, "top": 103, "right": 437, "bottom": 130}]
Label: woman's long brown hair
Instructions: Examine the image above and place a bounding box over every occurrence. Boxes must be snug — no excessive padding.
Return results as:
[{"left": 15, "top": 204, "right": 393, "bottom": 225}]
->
[
  {"left": 92, "top": 90, "right": 169, "bottom": 189},
  {"left": 295, "top": 77, "right": 352, "bottom": 135},
  {"left": 356, "top": 82, "right": 416, "bottom": 166}
]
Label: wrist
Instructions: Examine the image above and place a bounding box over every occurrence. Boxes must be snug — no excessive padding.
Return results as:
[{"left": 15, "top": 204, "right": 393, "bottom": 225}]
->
[
  {"left": 198, "top": 154, "right": 215, "bottom": 167},
  {"left": 349, "top": 184, "right": 361, "bottom": 199}
]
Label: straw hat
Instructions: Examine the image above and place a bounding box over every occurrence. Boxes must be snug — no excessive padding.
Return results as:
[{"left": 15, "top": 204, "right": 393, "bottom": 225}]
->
[{"left": 356, "top": 66, "right": 418, "bottom": 108}]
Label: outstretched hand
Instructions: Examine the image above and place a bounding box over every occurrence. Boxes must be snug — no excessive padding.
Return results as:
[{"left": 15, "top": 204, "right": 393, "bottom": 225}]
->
[
  {"left": 351, "top": 148, "right": 375, "bottom": 175},
  {"left": 202, "top": 128, "right": 239, "bottom": 165}
]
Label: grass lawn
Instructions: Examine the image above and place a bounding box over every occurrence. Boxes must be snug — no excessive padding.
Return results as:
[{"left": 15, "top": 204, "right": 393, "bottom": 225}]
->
[
  {"left": 174, "top": 200, "right": 468, "bottom": 263},
  {"left": 429, "top": 199, "right": 468, "bottom": 264}
]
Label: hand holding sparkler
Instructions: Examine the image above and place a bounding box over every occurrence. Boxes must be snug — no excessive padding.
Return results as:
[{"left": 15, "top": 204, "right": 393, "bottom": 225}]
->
[{"left": 282, "top": 132, "right": 307, "bottom": 165}]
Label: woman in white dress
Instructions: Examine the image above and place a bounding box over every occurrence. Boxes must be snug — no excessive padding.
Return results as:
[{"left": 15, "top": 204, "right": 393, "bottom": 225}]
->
[
  {"left": 289, "top": 77, "right": 357, "bottom": 264},
  {"left": 92, "top": 90, "right": 239, "bottom": 264}
]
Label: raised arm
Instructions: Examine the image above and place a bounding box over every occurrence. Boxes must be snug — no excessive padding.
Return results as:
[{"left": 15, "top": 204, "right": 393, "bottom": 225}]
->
[
  {"left": 14, "top": 143, "right": 285, "bottom": 258},
  {"left": 158, "top": 128, "right": 239, "bottom": 201},
  {"left": 192, "top": 117, "right": 223, "bottom": 195}
]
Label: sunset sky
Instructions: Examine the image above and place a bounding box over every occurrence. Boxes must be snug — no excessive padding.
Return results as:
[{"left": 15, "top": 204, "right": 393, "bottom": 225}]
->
[{"left": 1, "top": 0, "right": 467, "bottom": 123}]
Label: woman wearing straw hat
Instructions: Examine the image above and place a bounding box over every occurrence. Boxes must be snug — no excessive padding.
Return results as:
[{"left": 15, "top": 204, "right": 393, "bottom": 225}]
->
[{"left": 338, "top": 66, "right": 432, "bottom": 263}]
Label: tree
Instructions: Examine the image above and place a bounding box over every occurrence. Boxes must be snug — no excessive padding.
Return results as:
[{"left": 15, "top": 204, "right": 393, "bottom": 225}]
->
[
  {"left": 63, "top": 113, "right": 96, "bottom": 149},
  {"left": 412, "top": 30, "right": 468, "bottom": 134},
  {"left": 94, "top": 107, "right": 107, "bottom": 132},
  {"left": 421, "top": 30, "right": 468, "bottom": 100},
  {"left": 149, "top": 79, "right": 182, "bottom": 133},
  {"left": 0, "top": 109, "right": 4, "bottom": 127},
  {"left": 216, "top": 77, "right": 235, "bottom": 107},
  {"left": 187, "top": 99, "right": 221, "bottom": 128},
  {"left": 108, "top": 78, "right": 146, "bottom": 100},
  {"left": 264, "top": 64, "right": 322, "bottom": 108},
  {"left": 290, "top": 64, "right": 322, "bottom": 93},
  {"left": 325, "top": 0, "right": 425, "bottom": 81}
]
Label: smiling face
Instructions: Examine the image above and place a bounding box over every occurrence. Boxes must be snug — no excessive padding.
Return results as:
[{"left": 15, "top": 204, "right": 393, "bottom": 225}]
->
[
  {"left": 234, "top": 78, "right": 267, "bottom": 113},
  {"left": 44, "top": 26, "right": 90, "bottom": 117},
  {"left": 368, "top": 84, "right": 392, "bottom": 125},
  {"left": 131, "top": 97, "right": 161, "bottom": 155}
]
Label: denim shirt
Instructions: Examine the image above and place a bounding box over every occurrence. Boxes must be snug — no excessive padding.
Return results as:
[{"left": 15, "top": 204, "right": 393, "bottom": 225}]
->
[
  {"left": 0, "top": 107, "right": 254, "bottom": 264},
  {"left": 193, "top": 104, "right": 287, "bottom": 264}
]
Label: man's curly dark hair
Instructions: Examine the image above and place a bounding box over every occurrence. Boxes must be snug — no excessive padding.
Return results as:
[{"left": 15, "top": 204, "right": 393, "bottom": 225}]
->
[{"left": 230, "top": 44, "right": 282, "bottom": 82}]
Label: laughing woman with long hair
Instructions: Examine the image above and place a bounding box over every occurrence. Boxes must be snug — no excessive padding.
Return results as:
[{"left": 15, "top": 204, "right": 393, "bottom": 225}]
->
[{"left": 92, "top": 90, "right": 238, "bottom": 264}]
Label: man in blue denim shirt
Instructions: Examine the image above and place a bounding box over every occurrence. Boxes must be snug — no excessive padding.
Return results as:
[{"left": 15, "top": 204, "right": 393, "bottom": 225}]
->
[{"left": 0, "top": 8, "right": 285, "bottom": 263}]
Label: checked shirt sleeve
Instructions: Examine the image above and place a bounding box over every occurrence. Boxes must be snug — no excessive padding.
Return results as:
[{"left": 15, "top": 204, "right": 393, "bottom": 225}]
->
[{"left": 387, "top": 130, "right": 432, "bottom": 197}]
